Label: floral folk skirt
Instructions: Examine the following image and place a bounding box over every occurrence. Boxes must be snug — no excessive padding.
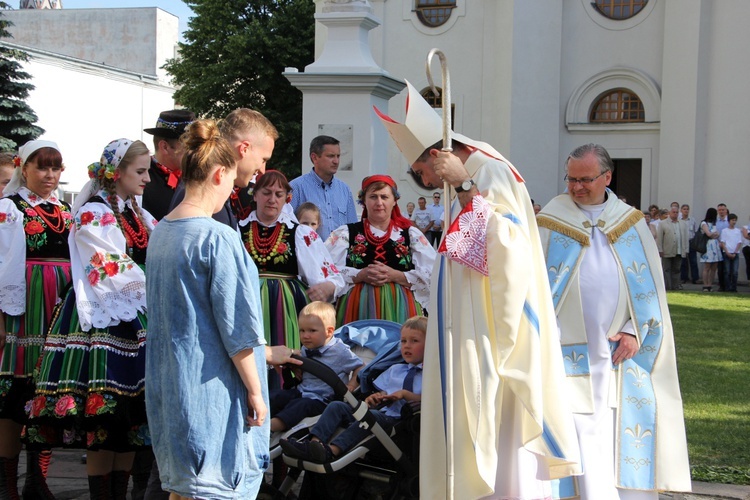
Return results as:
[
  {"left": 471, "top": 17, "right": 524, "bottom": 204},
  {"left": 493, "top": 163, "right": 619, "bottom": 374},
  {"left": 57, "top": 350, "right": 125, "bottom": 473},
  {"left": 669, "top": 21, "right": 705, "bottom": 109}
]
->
[
  {"left": 0, "top": 258, "right": 71, "bottom": 423},
  {"left": 335, "top": 283, "right": 422, "bottom": 328},
  {"left": 24, "top": 287, "right": 148, "bottom": 452}
]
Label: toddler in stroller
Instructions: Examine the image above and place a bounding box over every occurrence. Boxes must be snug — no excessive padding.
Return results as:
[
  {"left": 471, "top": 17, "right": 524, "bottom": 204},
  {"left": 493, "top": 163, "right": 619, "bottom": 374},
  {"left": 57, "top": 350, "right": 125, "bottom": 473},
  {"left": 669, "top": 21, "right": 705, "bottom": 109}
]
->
[{"left": 279, "top": 316, "right": 426, "bottom": 499}]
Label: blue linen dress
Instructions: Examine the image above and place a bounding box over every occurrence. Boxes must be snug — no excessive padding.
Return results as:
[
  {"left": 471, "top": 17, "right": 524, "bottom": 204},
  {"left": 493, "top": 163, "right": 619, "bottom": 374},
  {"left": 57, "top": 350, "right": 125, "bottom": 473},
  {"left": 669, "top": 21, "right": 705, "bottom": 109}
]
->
[{"left": 145, "top": 217, "right": 269, "bottom": 499}]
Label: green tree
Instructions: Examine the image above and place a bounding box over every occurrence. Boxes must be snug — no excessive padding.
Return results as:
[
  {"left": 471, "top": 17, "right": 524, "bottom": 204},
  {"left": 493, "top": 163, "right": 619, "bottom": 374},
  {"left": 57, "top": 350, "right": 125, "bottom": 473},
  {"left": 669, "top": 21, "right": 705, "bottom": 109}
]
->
[
  {"left": 166, "top": 0, "right": 315, "bottom": 178},
  {"left": 0, "top": 1, "right": 44, "bottom": 152}
]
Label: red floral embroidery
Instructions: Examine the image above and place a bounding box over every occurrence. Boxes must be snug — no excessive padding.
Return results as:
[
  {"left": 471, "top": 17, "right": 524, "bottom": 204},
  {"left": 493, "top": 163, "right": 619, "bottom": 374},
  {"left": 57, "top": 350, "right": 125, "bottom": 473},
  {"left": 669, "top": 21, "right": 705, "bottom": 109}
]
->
[
  {"left": 30, "top": 395, "right": 46, "bottom": 417},
  {"left": 322, "top": 267, "right": 329, "bottom": 278},
  {"left": 85, "top": 393, "right": 106, "bottom": 416},
  {"left": 352, "top": 244, "right": 366, "bottom": 256},
  {"left": 80, "top": 212, "right": 95, "bottom": 225},
  {"left": 24, "top": 220, "right": 44, "bottom": 235},
  {"left": 304, "top": 235, "right": 311, "bottom": 247},
  {"left": 88, "top": 270, "right": 100, "bottom": 286},
  {"left": 276, "top": 242, "right": 288, "bottom": 254},
  {"left": 100, "top": 213, "right": 116, "bottom": 226},
  {"left": 0, "top": 213, "right": 6, "bottom": 223},
  {"left": 54, "top": 395, "right": 76, "bottom": 417},
  {"left": 61, "top": 211, "right": 73, "bottom": 221},
  {"left": 103, "top": 261, "right": 119, "bottom": 277},
  {"left": 24, "top": 208, "right": 38, "bottom": 217},
  {"left": 91, "top": 252, "right": 104, "bottom": 266}
]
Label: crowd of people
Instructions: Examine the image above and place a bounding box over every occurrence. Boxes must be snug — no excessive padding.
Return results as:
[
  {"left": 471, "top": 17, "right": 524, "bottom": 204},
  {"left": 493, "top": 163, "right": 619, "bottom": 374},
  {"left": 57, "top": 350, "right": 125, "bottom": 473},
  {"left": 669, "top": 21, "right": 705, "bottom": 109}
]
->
[
  {"left": 0, "top": 96, "right": 718, "bottom": 500},
  {"left": 641, "top": 201, "right": 749, "bottom": 292}
]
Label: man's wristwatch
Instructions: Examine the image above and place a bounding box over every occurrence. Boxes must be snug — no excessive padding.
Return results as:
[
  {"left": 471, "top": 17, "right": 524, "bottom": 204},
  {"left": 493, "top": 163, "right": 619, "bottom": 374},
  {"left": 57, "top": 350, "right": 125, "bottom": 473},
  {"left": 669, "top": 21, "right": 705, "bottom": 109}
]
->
[{"left": 455, "top": 178, "right": 475, "bottom": 193}]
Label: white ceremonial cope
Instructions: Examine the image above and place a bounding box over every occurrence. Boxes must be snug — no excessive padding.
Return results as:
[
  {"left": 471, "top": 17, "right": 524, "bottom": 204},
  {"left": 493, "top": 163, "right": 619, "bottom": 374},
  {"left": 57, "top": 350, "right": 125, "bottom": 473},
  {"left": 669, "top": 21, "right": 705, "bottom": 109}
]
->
[
  {"left": 420, "top": 150, "right": 581, "bottom": 500},
  {"left": 537, "top": 193, "right": 691, "bottom": 495}
]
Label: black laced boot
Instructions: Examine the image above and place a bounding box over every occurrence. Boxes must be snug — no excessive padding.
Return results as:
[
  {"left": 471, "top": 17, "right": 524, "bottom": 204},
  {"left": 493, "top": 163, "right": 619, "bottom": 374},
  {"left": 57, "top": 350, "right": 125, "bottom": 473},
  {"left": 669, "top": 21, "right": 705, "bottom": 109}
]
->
[
  {"left": 110, "top": 470, "right": 130, "bottom": 500},
  {"left": 87, "top": 473, "right": 111, "bottom": 500},
  {"left": 21, "top": 450, "right": 55, "bottom": 499},
  {"left": 0, "top": 456, "right": 20, "bottom": 500}
]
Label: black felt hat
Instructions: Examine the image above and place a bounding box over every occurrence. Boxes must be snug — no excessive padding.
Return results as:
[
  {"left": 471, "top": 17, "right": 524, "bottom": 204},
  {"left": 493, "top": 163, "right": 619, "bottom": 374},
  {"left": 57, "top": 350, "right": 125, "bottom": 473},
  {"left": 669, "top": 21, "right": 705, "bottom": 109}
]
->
[{"left": 143, "top": 109, "right": 196, "bottom": 139}]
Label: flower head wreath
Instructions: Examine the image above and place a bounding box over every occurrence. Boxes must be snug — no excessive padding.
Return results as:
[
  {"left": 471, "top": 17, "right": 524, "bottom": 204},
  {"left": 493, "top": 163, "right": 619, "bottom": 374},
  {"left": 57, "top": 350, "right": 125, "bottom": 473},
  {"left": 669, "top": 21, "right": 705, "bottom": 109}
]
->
[{"left": 87, "top": 138, "right": 133, "bottom": 183}]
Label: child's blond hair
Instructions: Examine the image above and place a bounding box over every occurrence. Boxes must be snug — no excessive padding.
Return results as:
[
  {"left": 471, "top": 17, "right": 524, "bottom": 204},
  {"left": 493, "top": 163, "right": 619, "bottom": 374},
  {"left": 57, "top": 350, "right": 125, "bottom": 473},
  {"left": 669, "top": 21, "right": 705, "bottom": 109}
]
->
[
  {"left": 299, "top": 301, "right": 336, "bottom": 331},
  {"left": 296, "top": 202, "right": 321, "bottom": 226},
  {"left": 402, "top": 316, "right": 427, "bottom": 335}
]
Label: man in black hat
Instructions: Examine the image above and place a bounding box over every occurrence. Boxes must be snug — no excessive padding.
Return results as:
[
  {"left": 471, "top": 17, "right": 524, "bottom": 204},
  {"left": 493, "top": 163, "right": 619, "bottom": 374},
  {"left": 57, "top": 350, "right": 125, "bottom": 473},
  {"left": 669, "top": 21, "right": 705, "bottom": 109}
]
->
[{"left": 142, "top": 109, "right": 196, "bottom": 220}]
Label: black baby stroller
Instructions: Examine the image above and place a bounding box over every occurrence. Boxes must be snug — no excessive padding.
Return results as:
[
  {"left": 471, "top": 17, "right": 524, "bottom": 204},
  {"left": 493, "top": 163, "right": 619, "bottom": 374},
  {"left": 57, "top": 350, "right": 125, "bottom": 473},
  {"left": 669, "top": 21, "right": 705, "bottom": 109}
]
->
[{"left": 260, "top": 319, "right": 420, "bottom": 500}]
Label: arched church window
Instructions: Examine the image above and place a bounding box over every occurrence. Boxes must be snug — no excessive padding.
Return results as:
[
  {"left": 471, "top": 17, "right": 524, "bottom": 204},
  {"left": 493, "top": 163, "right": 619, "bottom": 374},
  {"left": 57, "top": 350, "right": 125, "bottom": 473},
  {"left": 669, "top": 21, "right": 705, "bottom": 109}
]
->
[
  {"left": 415, "top": 0, "right": 457, "bottom": 28},
  {"left": 420, "top": 87, "right": 455, "bottom": 125},
  {"left": 592, "top": 0, "right": 648, "bottom": 20},
  {"left": 590, "top": 89, "right": 645, "bottom": 123}
]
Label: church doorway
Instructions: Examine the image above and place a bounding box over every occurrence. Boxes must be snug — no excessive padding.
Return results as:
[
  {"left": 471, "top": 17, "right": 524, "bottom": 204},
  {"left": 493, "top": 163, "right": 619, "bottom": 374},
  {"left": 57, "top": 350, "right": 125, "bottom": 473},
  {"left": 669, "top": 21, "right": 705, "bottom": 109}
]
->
[{"left": 609, "top": 158, "right": 642, "bottom": 209}]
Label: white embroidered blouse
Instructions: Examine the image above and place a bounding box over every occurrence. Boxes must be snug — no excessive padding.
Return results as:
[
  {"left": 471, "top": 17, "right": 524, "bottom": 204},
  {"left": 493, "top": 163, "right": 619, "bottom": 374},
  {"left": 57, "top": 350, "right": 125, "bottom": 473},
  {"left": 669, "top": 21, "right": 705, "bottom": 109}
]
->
[{"left": 70, "top": 189, "right": 156, "bottom": 331}]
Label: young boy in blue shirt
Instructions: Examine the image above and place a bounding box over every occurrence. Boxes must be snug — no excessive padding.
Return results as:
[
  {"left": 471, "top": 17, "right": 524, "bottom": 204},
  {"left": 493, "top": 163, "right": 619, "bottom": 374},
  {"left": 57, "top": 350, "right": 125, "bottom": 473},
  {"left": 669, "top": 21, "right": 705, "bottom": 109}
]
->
[
  {"left": 270, "top": 301, "right": 363, "bottom": 432},
  {"left": 280, "top": 316, "right": 426, "bottom": 462}
]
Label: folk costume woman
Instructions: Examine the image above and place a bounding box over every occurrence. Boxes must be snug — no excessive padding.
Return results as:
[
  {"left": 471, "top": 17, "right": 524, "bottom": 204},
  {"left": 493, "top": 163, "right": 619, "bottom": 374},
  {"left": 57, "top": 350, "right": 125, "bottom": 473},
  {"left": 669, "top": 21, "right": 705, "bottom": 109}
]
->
[
  {"left": 0, "top": 140, "right": 72, "bottom": 499},
  {"left": 25, "top": 139, "right": 155, "bottom": 498},
  {"left": 326, "top": 175, "right": 436, "bottom": 325},
  {"left": 238, "top": 171, "right": 344, "bottom": 351}
]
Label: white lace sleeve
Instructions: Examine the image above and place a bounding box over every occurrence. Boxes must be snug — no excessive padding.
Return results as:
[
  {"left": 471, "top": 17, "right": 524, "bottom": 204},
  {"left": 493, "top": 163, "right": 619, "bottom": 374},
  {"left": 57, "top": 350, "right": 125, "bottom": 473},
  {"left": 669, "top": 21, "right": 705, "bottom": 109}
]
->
[
  {"left": 324, "top": 224, "right": 357, "bottom": 292},
  {"left": 404, "top": 226, "right": 437, "bottom": 309},
  {"left": 295, "top": 224, "right": 346, "bottom": 298},
  {"left": 0, "top": 200, "right": 27, "bottom": 315},
  {"left": 70, "top": 202, "right": 146, "bottom": 331}
]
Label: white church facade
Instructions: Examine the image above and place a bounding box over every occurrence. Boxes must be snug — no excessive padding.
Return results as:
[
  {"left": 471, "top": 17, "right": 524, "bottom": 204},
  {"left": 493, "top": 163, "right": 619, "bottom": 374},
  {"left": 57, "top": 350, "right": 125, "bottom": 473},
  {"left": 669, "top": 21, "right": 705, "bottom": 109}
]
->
[{"left": 304, "top": 0, "right": 750, "bottom": 223}]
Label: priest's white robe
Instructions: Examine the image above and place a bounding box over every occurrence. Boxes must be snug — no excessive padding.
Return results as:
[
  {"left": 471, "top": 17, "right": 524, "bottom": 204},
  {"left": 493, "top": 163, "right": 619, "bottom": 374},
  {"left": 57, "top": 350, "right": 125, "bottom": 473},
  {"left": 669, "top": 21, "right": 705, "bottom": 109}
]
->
[
  {"left": 537, "top": 193, "right": 691, "bottom": 499},
  {"left": 420, "top": 150, "right": 581, "bottom": 500}
]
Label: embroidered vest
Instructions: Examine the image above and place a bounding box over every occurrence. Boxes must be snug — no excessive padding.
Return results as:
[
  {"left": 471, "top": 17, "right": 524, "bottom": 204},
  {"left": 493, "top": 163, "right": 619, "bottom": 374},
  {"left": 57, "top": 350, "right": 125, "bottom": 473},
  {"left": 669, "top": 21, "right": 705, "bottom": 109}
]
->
[
  {"left": 10, "top": 194, "right": 72, "bottom": 259},
  {"left": 344, "top": 222, "right": 413, "bottom": 271}
]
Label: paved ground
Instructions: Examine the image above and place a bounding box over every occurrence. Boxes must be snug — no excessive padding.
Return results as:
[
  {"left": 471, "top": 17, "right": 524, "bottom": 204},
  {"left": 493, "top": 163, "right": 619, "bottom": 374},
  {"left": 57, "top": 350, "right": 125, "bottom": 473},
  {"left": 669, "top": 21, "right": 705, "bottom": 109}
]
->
[
  {"left": 18, "top": 279, "right": 750, "bottom": 499},
  {"left": 18, "top": 449, "right": 750, "bottom": 499}
]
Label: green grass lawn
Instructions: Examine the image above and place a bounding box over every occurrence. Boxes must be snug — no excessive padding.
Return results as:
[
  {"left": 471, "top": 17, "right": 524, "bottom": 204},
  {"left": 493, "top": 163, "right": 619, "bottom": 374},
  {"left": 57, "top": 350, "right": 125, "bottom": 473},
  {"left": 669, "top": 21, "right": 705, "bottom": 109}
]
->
[{"left": 668, "top": 290, "right": 750, "bottom": 484}]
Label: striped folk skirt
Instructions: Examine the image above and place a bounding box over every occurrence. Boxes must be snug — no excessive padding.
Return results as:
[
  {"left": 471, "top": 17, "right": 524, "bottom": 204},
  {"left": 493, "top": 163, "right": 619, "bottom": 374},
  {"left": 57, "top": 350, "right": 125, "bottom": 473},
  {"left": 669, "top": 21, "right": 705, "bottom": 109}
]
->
[
  {"left": 24, "top": 287, "right": 148, "bottom": 452},
  {"left": 0, "top": 258, "right": 71, "bottom": 423},
  {"left": 259, "top": 273, "right": 310, "bottom": 350},
  {"left": 335, "top": 283, "right": 423, "bottom": 327}
]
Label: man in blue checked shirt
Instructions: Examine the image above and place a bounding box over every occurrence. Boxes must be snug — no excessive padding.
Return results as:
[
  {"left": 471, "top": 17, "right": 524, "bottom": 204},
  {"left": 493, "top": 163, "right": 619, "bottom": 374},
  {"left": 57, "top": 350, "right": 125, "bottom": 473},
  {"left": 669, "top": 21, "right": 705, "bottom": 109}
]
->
[{"left": 290, "top": 135, "right": 358, "bottom": 241}]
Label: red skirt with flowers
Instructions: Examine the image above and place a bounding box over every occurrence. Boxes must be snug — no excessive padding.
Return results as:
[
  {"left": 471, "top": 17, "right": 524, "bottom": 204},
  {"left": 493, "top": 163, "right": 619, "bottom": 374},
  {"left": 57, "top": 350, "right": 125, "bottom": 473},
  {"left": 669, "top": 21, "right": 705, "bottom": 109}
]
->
[{"left": 24, "top": 287, "right": 149, "bottom": 452}]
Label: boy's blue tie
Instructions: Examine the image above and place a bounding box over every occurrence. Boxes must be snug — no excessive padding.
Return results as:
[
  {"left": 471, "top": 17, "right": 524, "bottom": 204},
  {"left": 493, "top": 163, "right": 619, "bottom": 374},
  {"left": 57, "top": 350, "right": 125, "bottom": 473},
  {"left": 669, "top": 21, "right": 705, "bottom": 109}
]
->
[{"left": 402, "top": 365, "right": 421, "bottom": 392}]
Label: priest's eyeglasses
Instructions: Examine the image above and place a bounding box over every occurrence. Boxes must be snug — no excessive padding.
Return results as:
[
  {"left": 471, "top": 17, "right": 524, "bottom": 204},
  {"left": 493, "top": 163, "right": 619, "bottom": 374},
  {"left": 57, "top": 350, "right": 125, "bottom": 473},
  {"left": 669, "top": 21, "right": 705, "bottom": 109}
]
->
[{"left": 564, "top": 172, "right": 606, "bottom": 186}]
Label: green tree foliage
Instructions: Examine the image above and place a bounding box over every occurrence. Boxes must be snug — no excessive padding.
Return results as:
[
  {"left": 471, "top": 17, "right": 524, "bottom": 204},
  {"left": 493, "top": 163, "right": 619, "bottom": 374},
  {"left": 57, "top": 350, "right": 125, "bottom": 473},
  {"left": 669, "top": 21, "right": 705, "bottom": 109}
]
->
[
  {"left": 0, "top": 2, "right": 44, "bottom": 152},
  {"left": 165, "top": 0, "right": 315, "bottom": 178}
]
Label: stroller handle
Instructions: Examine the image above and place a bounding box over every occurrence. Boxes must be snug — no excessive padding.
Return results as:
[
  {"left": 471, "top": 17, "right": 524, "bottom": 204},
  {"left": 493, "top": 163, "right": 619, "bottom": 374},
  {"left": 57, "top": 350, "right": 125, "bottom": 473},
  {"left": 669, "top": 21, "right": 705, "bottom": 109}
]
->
[{"left": 289, "top": 354, "right": 350, "bottom": 400}]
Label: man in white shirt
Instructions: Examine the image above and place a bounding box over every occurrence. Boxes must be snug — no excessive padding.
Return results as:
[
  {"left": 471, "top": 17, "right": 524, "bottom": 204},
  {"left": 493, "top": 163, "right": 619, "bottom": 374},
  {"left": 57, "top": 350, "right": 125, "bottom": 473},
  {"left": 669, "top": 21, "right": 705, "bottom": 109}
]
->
[
  {"left": 427, "top": 191, "right": 443, "bottom": 247},
  {"left": 719, "top": 213, "right": 742, "bottom": 292},
  {"left": 716, "top": 203, "right": 730, "bottom": 291},
  {"left": 410, "top": 196, "right": 433, "bottom": 234}
]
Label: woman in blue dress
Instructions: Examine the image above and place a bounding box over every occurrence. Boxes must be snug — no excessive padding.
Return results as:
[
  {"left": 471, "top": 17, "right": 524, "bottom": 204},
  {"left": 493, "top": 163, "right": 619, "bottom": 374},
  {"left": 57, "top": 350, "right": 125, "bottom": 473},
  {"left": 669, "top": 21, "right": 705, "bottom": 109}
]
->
[{"left": 146, "top": 119, "right": 268, "bottom": 499}]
